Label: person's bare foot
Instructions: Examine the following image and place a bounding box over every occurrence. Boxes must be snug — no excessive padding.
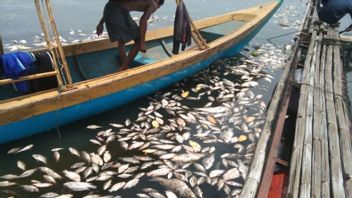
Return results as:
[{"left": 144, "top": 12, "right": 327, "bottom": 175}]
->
[
  {"left": 117, "top": 66, "right": 129, "bottom": 72},
  {"left": 140, "top": 43, "right": 147, "bottom": 53}
]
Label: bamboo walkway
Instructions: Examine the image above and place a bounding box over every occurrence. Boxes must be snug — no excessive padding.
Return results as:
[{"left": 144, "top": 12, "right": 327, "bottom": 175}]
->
[
  {"left": 241, "top": 1, "right": 352, "bottom": 197},
  {"left": 287, "top": 23, "right": 352, "bottom": 197}
]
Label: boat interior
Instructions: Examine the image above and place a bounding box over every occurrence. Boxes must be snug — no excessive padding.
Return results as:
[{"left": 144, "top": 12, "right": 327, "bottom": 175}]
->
[{"left": 0, "top": 7, "right": 259, "bottom": 101}]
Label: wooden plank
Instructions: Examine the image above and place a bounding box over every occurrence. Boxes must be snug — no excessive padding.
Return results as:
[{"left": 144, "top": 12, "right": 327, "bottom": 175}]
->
[
  {"left": 324, "top": 30, "right": 345, "bottom": 197},
  {"left": 311, "top": 33, "right": 323, "bottom": 198},
  {"left": 256, "top": 81, "right": 292, "bottom": 197},
  {"left": 287, "top": 30, "right": 317, "bottom": 198},
  {"left": 0, "top": 71, "right": 57, "bottom": 85}
]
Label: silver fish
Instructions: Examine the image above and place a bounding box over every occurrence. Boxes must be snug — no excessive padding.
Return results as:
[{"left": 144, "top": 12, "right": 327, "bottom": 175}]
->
[
  {"left": 0, "top": 181, "right": 16, "bottom": 187},
  {"left": 202, "top": 154, "right": 215, "bottom": 170},
  {"left": 17, "top": 160, "right": 26, "bottom": 171},
  {"left": 172, "top": 153, "right": 205, "bottom": 163},
  {"left": 43, "top": 175, "right": 56, "bottom": 184},
  {"left": 68, "top": 147, "right": 81, "bottom": 158},
  {"left": 123, "top": 178, "right": 140, "bottom": 189},
  {"left": 63, "top": 182, "right": 96, "bottom": 191},
  {"left": 109, "top": 182, "right": 126, "bottom": 192},
  {"left": 22, "top": 185, "right": 39, "bottom": 192},
  {"left": 32, "top": 154, "right": 47, "bottom": 164},
  {"left": 20, "top": 168, "right": 37, "bottom": 178},
  {"left": 63, "top": 170, "right": 81, "bottom": 182},
  {"left": 40, "top": 192, "right": 60, "bottom": 198},
  {"left": 152, "top": 177, "right": 196, "bottom": 198},
  {"left": 209, "top": 170, "right": 225, "bottom": 178},
  {"left": 39, "top": 167, "right": 62, "bottom": 179},
  {"left": 16, "top": 144, "right": 34, "bottom": 154}
]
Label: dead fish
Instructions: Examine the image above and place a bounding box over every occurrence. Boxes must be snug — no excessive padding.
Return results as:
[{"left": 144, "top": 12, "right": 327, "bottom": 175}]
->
[
  {"left": 223, "top": 168, "right": 240, "bottom": 181},
  {"left": 81, "top": 151, "right": 91, "bottom": 163},
  {"left": 14, "top": 144, "right": 34, "bottom": 154},
  {"left": 123, "top": 178, "right": 140, "bottom": 189},
  {"left": 110, "top": 123, "right": 124, "bottom": 128},
  {"left": 39, "top": 167, "right": 62, "bottom": 180},
  {"left": 20, "top": 168, "right": 37, "bottom": 178},
  {"left": 32, "top": 154, "right": 47, "bottom": 164},
  {"left": 172, "top": 153, "right": 205, "bottom": 163},
  {"left": 202, "top": 154, "right": 215, "bottom": 170},
  {"left": 103, "top": 179, "right": 112, "bottom": 190},
  {"left": 63, "top": 170, "right": 81, "bottom": 182},
  {"left": 209, "top": 170, "right": 225, "bottom": 178},
  {"left": 0, "top": 181, "right": 16, "bottom": 187},
  {"left": 17, "top": 160, "right": 26, "bottom": 171},
  {"left": 33, "top": 182, "right": 53, "bottom": 188},
  {"left": 152, "top": 177, "right": 196, "bottom": 198},
  {"left": 147, "top": 168, "right": 171, "bottom": 177},
  {"left": 7, "top": 147, "right": 20, "bottom": 154},
  {"left": 87, "top": 125, "right": 102, "bottom": 129},
  {"left": 69, "top": 147, "right": 81, "bottom": 158},
  {"left": 53, "top": 151, "right": 60, "bottom": 162},
  {"left": 43, "top": 175, "right": 56, "bottom": 184},
  {"left": 0, "top": 174, "right": 19, "bottom": 180},
  {"left": 165, "top": 191, "right": 178, "bottom": 198},
  {"left": 108, "top": 181, "right": 126, "bottom": 192},
  {"left": 63, "top": 182, "right": 96, "bottom": 191},
  {"left": 91, "top": 154, "right": 104, "bottom": 166},
  {"left": 22, "top": 185, "right": 39, "bottom": 192},
  {"left": 40, "top": 192, "right": 60, "bottom": 198},
  {"left": 56, "top": 194, "right": 74, "bottom": 198},
  {"left": 103, "top": 151, "right": 112, "bottom": 163},
  {"left": 89, "top": 139, "right": 102, "bottom": 146}
]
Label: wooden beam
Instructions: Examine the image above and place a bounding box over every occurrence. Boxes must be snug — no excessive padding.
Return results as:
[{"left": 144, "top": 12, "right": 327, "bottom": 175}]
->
[{"left": 0, "top": 71, "right": 57, "bottom": 85}]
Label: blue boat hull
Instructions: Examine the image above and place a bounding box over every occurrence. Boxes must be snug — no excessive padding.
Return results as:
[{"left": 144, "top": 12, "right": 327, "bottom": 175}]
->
[{"left": 0, "top": 4, "right": 279, "bottom": 144}]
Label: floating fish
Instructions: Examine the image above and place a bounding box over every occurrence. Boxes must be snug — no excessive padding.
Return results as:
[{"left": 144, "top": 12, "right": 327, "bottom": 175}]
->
[{"left": 63, "top": 182, "right": 96, "bottom": 191}]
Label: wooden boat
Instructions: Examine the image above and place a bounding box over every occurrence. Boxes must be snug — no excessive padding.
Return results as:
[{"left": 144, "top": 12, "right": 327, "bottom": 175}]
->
[{"left": 0, "top": 0, "right": 282, "bottom": 144}]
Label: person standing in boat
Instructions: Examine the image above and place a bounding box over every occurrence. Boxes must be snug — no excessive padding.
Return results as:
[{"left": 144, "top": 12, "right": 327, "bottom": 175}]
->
[
  {"left": 316, "top": 0, "right": 352, "bottom": 32},
  {"left": 96, "top": 0, "right": 164, "bottom": 72}
]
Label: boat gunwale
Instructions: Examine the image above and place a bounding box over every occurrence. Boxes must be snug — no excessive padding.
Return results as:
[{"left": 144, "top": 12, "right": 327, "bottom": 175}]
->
[{"left": 0, "top": 1, "right": 279, "bottom": 125}]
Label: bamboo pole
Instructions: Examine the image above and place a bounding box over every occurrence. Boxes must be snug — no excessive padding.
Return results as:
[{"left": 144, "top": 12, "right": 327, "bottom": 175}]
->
[
  {"left": 287, "top": 30, "right": 316, "bottom": 198},
  {"left": 45, "top": 0, "right": 73, "bottom": 85},
  {"left": 319, "top": 44, "right": 330, "bottom": 198},
  {"left": 325, "top": 27, "right": 345, "bottom": 197},
  {"left": 34, "top": 0, "right": 63, "bottom": 89},
  {"left": 312, "top": 33, "right": 322, "bottom": 198},
  {"left": 175, "top": 0, "right": 209, "bottom": 50},
  {"left": 332, "top": 29, "right": 352, "bottom": 196},
  {"left": 0, "top": 71, "right": 57, "bottom": 85}
]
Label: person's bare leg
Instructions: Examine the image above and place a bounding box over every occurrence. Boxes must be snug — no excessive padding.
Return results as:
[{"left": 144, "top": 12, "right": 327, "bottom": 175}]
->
[
  {"left": 118, "top": 39, "right": 141, "bottom": 72},
  {"left": 117, "top": 40, "right": 127, "bottom": 64}
]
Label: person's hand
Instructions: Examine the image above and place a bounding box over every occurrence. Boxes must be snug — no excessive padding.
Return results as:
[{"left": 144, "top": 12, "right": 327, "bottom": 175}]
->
[{"left": 96, "top": 23, "right": 104, "bottom": 37}]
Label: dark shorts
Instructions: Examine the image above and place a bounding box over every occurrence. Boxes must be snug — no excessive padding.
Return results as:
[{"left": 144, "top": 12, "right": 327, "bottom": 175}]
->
[{"left": 103, "top": 2, "right": 140, "bottom": 43}]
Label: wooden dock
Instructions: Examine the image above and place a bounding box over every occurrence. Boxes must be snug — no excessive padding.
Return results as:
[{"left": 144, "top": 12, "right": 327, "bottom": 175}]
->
[
  {"left": 241, "top": 1, "right": 352, "bottom": 197},
  {"left": 287, "top": 23, "right": 352, "bottom": 198}
]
